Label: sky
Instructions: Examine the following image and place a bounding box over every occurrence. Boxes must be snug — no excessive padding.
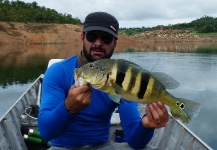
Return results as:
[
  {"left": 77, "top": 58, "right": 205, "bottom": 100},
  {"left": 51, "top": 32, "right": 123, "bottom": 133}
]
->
[{"left": 21, "top": 0, "right": 217, "bottom": 28}]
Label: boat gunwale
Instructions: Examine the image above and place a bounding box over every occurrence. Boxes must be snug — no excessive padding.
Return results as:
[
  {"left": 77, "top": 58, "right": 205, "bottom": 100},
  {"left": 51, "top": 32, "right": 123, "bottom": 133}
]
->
[
  {"left": 168, "top": 115, "right": 212, "bottom": 150},
  {"left": 0, "top": 74, "right": 44, "bottom": 121}
]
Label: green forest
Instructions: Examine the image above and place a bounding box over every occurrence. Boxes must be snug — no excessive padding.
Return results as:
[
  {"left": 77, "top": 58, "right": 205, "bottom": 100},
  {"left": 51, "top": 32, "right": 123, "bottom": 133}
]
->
[
  {"left": 0, "top": 0, "right": 82, "bottom": 24},
  {"left": 0, "top": 0, "right": 217, "bottom": 35},
  {"left": 120, "top": 16, "right": 217, "bottom": 36}
]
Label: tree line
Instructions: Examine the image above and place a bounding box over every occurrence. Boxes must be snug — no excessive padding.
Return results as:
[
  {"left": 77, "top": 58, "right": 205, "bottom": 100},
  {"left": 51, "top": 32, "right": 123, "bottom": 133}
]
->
[
  {"left": 0, "top": 0, "right": 82, "bottom": 24},
  {"left": 0, "top": 0, "right": 216, "bottom": 34},
  {"left": 120, "top": 16, "right": 217, "bottom": 35},
  {"left": 168, "top": 16, "right": 217, "bottom": 33}
]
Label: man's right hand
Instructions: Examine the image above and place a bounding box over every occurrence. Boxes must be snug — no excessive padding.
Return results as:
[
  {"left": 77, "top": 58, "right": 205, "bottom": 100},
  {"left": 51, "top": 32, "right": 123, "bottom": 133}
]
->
[{"left": 64, "top": 84, "right": 92, "bottom": 114}]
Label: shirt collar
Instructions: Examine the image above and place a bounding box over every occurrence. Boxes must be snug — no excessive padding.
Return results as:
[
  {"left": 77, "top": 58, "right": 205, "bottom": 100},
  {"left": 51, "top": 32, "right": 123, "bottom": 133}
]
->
[{"left": 78, "top": 50, "right": 90, "bottom": 67}]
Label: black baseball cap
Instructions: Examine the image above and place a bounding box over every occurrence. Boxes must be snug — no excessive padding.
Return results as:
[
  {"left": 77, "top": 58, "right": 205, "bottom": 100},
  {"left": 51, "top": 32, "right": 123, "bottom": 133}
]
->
[{"left": 83, "top": 12, "right": 119, "bottom": 38}]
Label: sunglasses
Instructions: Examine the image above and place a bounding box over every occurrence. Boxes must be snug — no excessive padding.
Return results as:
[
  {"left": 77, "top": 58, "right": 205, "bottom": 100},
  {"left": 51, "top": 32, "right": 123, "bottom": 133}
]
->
[{"left": 85, "top": 31, "right": 114, "bottom": 44}]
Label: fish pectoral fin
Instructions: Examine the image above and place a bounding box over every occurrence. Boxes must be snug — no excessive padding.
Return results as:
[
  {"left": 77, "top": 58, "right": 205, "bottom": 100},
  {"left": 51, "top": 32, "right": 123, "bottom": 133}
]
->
[
  {"left": 110, "top": 81, "right": 130, "bottom": 97},
  {"left": 108, "top": 91, "right": 121, "bottom": 103},
  {"left": 108, "top": 80, "right": 123, "bottom": 103}
]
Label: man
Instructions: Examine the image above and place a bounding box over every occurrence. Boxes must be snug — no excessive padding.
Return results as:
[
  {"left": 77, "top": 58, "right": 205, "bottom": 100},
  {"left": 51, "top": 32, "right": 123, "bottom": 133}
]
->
[{"left": 38, "top": 12, "right": 169, "bottom": 150}]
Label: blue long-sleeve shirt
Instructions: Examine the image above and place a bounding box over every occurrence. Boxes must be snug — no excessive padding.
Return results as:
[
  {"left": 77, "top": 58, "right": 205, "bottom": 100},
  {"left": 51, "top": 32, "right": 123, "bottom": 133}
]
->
[{"left": 38, "top": 55, "right": 154, "bottom": 149}]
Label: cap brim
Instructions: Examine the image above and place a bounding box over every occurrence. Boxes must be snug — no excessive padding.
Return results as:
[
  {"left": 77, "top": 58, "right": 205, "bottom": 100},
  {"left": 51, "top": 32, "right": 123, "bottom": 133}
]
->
[{"left": 83, "top": 26, "right": 117, "bottom": 38}]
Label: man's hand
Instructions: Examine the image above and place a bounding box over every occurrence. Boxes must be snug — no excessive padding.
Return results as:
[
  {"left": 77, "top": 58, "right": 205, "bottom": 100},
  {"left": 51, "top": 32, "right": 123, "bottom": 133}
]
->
[
  {"left": 142, "top": 102, "right": 169, "bottom": 128},
  {"left": 64, "top": 84, "right": 92, "bottom": 114}
]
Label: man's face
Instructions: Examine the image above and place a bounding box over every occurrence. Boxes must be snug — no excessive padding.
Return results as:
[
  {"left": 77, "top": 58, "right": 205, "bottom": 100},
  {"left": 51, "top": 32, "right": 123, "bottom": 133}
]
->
[{"left": 81, "top": 31, "right": 117, "bottom": 62}]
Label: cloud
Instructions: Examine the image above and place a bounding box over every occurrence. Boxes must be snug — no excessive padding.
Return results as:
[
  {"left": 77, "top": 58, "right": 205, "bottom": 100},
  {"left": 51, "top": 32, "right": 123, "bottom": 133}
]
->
[{"left": 22, "top": 0, "right": 217, "bottom": 27}]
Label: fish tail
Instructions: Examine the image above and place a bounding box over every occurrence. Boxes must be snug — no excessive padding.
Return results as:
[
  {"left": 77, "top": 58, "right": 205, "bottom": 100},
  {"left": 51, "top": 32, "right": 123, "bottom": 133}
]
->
[{"left": 171, "top": 98, "right": 200, "bottom": 123}]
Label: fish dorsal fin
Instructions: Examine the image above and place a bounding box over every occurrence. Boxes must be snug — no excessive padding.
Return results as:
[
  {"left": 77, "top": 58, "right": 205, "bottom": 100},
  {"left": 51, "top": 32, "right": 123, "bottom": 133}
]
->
[
  {"left": 151, "top": 72, "right": 180, "bottom": 89},
  {"left": 116, "top": 59, "right": 149, "bottom": 73}
]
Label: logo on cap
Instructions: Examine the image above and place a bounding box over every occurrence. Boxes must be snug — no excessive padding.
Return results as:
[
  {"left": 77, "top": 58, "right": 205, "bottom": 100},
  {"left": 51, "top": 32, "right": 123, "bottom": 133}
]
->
[{"left": 110, "top": 25, "right": 116, "bottom": 32}]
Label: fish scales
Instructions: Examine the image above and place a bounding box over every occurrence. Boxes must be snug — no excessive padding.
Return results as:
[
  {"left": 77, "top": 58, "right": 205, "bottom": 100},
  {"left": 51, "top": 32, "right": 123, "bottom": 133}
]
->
[
  {"left": 126, "top": 67, "right": 136, "bottom": 92},
  {"left": 131, "top": 71, "right": 142, "bottom": 97},
  {"left": 138, "top": 72, "right": 150, "bottom": 99},
  {"left": 114, "top": 61, "right": 150, "bottom": 100},
  {"left": 115, "top": 61, "right": 127, "bottom": 88},
  {"left": 144, "top": 77, "right": 164, "bottom": 102},
  {"left": 120, "top": 67, "right": 132, "bottom": 92},
  {"left": 74, "top": 59, "right": 201, "bottom": 123}
]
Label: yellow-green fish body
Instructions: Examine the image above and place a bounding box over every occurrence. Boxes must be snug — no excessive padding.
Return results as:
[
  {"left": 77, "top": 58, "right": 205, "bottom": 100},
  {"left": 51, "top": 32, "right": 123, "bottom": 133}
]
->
[{"left": 74, "top": 59, "right": 200, "bottom": 123}]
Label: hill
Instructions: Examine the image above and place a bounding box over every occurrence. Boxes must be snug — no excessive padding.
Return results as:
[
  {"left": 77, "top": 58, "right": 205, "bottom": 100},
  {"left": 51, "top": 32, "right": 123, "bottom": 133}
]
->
[
  {"left": 0, "top": 21, "right": 217, "bottom": 46},
  {"left": 0, "top": 21, "right": 140, "bottom": 54},
  {"left": 0, "top": 0, "right": 216, "bottom": 45},
  {"left": 0, "top": 0, "right": 81, "bottom": 24}
]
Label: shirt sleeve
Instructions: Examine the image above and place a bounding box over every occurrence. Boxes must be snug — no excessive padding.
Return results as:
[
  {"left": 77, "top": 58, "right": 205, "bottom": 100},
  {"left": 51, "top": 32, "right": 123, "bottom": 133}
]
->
[
  {"left": 38, "top": 63, "right": 75, "bottom": 141},
  {"left": 118, "top": 100, "right": 154, "bottom": 149}
]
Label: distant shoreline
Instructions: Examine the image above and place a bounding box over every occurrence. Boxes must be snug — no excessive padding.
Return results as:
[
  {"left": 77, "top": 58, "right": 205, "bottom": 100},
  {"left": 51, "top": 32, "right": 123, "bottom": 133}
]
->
[{"left": 0, "top": 22, "right": 217, "bottom": 46}]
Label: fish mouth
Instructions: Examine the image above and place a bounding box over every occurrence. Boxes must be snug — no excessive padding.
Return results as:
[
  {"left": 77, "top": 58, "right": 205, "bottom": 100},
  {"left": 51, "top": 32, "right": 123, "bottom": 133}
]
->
[
  {"left": 75, "top": 77, "right": 88, "bottom": 86},
  {"left": 74, "top": 68, "right": 78, "bottom": 80},
  {"left": 74, "top": 68, "right": 89, "bottom": 86},
  {"left": 74, "top": 68, "right": 83, "bottom": 80}
]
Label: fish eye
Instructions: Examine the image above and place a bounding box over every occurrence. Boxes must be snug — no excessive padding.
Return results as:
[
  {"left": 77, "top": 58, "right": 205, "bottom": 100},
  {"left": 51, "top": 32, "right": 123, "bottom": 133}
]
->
[
  {"left": 176, "top": 102, "right": 179, "bottom": 106},
  {"left": 89, "top": 63, "right": 94, "bottom": 68}
]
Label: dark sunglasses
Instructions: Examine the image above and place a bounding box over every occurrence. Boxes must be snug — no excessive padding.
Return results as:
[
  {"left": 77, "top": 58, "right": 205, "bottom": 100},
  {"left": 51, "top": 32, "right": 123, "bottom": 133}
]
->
[{"left": 85, "top": 31, "right": 114, "bottom": 44}]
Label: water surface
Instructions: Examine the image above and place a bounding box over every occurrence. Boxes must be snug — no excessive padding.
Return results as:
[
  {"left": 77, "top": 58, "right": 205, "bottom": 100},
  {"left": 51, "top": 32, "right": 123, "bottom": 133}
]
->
[
  {"left": 112, "top": 52, "right": 217, "bottom": 149},
  {"left": 0, "top": 50, "right": 216, "bottom": 149}
]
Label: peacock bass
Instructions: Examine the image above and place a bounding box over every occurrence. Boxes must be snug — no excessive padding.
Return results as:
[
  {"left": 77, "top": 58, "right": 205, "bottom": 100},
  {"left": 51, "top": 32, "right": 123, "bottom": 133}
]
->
[{"left": 74, "top": 59, "right": 200, "bottom": 123}]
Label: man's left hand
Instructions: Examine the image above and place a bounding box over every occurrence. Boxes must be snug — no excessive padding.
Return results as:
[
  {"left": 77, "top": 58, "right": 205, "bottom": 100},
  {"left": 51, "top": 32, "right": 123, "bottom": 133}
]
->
[{"left": 142, "top": 102, "right": 169, "bottom": 128}]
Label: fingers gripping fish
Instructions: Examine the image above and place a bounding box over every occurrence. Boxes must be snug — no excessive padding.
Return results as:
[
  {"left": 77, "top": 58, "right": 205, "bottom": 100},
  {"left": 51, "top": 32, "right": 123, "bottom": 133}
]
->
[{"left": 74, "top": 59, "right": 200, "bottom": 123}]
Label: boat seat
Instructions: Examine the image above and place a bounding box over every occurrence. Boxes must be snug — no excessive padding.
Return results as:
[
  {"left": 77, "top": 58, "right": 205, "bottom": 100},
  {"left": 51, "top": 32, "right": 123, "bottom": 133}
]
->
[{"left": 47, "top": 59, "right": 63, "bottom": 68}]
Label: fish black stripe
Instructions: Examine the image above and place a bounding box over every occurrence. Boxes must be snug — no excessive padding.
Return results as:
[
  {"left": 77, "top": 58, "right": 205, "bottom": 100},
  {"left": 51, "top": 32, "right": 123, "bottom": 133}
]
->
[
  {"left": 127, "top": 68, "right": 137, "bottom": 92},
  {"left": 116, "top": 72, "right": 125, "bottom": 87},
  {"left": 137, "top": 72, "right": 150, "bottom": 99},
  {"left": 116, "top": 63, "right": 128, "bottom": 87}
]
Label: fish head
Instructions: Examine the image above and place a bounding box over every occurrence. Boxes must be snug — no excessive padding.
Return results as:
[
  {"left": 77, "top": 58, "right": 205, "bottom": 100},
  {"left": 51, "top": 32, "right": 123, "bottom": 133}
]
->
[{"left": 74, "top": 61, "right": 110, "bottom": 89}]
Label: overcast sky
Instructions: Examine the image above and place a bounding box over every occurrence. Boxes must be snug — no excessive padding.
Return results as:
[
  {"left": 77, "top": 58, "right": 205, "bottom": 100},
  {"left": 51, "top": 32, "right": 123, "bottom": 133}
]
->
[{"left": 21, "top": 0, "right": 217, "bottom": 28}]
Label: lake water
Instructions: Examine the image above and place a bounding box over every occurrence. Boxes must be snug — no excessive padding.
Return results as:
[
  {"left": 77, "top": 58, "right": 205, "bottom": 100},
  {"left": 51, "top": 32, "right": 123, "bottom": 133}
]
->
[
  {"left": 112, "top": 52, "right": 217, "bottom": 149},
  {"left": 0, "top": 45, "right": 217, "bottom": 149}
]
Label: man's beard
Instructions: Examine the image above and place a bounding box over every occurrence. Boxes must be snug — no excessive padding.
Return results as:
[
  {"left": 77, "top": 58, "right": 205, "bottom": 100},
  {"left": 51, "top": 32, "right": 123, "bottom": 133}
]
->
[{"left": 83, "top": 45, "right": 114, "bottom": 62}]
